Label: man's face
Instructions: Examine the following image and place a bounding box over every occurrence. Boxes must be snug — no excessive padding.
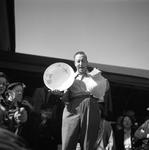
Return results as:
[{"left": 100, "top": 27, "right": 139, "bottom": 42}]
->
[
  {"left": 0, "top": 77, "right": 7, "bottom": 95},
  {"left": 74, "top": 53, "right": 88, "bottom": 74}
]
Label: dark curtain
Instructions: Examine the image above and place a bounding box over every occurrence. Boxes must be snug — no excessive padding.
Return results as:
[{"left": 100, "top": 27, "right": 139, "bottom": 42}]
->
[{"left": 0, "top": 0, "right": 15, "bottom": 52}]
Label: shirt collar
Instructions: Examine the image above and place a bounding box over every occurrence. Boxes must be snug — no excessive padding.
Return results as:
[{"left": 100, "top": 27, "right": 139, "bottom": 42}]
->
[{"left": 75, "top": 71, "right": 90, "bottom": 79}]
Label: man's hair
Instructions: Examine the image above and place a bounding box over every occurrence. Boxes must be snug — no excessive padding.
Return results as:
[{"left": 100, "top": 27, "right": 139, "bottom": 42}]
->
[{"left": 73, "top": 51, "right": 87, "bottom": 60}]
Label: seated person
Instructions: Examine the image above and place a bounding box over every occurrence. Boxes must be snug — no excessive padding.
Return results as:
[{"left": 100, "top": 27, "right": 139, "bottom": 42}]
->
[
  {"left": 31, "top": 86, "right": 64, "bottom": 150},
  {"left": 134, "top": 109, "right": 149, "bottom": 150},
  {"left": 114, "top": 110, "right": 137, "bottom": 150},
  {"left": 2, "top": 82, "right": 29, "bottom": 133},
  {"left": 0, "top": 82, "right": 34, "bottom": 149}
]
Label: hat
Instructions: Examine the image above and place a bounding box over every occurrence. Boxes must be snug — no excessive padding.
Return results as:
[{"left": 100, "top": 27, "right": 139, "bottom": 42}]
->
[{"left": 7, "top": 82, "right": 26, "bottom": 91}]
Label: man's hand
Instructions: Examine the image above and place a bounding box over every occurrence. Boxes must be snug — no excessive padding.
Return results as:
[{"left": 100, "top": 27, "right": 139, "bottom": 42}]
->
[
  {"left": 50, "top": 89, "right": 64, "bottom": 96},
  {"left": 22, "top": 100, "right": 33, "bottom": 110}
]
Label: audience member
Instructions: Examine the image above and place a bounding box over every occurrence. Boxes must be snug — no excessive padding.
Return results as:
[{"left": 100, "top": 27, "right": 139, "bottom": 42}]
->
[
  {"left": 114, "top": 110, "right": 137, "bottom": 150},
  {"left": 0, "top": 81, "right": 34, "bottom": 149},
  {"left": 134, "top": 108, "right": 149, "bottom": 150},
  {"left": 31, "top": 85, "right": 64, "bottom": 150},
  {"left": 2, "top": 82, "right": 29, "bottom": 132}
]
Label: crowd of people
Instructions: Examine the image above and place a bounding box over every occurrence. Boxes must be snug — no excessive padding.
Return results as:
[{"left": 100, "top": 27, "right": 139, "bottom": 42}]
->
[{"left": 0, "top": 51, "right": 149, "bottom": 150}]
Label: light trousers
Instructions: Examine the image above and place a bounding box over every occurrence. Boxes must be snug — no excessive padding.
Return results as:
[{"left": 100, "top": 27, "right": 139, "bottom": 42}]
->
[{"left": 62, "top": 96, "right": 101, "bottom": 150}]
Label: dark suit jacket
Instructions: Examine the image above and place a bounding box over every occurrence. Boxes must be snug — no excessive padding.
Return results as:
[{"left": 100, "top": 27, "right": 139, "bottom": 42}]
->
[{"left": 31, "top": 87, "right": 64, "bottom": 144}]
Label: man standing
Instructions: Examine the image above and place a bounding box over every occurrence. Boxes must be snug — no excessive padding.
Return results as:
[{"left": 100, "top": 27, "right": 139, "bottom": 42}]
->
[{"left": 61, "top": 51, "right": 112, "bottom": 150}]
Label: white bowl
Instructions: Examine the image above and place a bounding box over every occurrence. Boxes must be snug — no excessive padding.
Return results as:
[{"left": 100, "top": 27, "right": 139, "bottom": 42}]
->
[{"left": 43, "top": 62, "right": 75, "bottom": 91}]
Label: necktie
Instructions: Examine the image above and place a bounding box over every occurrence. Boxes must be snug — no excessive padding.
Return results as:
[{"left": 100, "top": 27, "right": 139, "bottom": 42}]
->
[{"left": 75, "top": 73, "right": 88, "bottom": 80}]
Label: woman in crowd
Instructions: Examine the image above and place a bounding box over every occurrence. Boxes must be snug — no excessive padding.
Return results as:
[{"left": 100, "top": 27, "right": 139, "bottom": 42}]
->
[
  {"left": 2, "top": 82, "right": 29, "bottom": 133},
  {"left": 0, "top": 81, "right": 34, "bottom": 149},
  {"left": 114, "top": 110, "right": 137, "bottom": 150}
]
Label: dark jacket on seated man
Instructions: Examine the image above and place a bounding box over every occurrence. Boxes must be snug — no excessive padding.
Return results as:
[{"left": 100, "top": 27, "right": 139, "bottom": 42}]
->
[{"left": 31, "top": 86, "right": 64, "bottom": 150}]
